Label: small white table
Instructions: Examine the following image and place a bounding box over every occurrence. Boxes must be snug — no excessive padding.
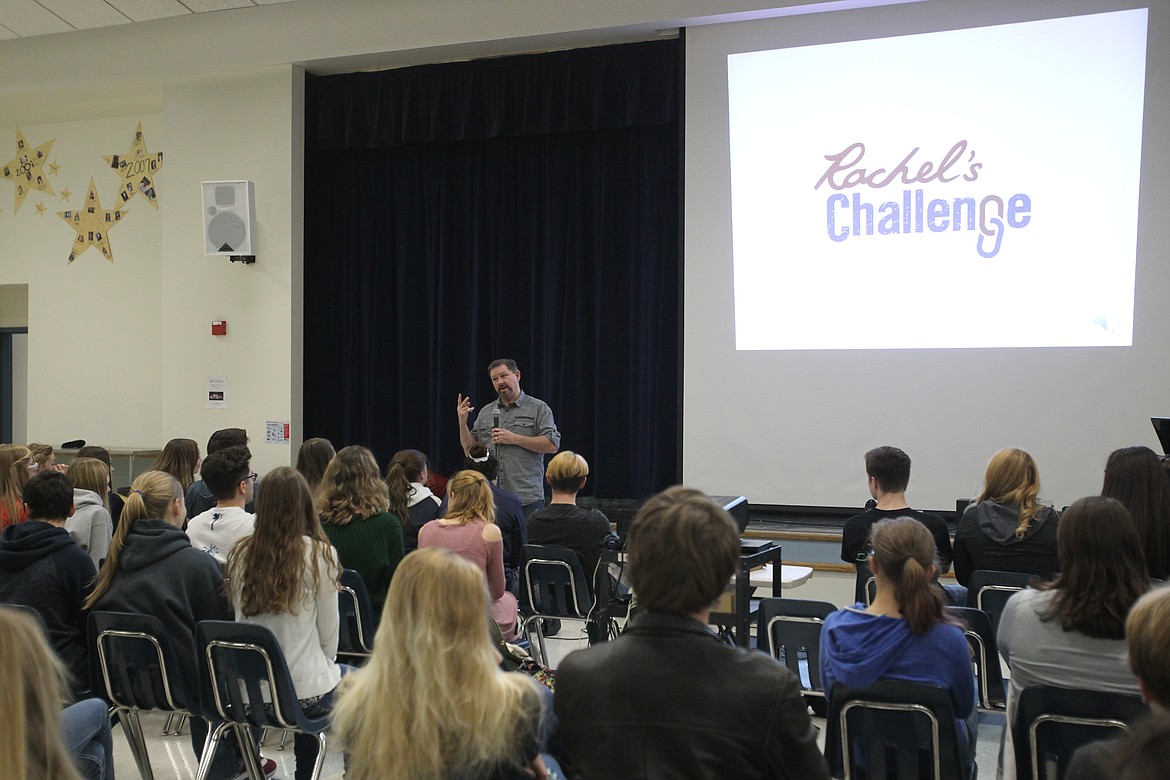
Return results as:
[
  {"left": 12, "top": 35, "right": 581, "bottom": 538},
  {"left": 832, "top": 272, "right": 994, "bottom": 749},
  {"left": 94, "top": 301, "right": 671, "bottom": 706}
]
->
[{"left": 748, "top": 563, "right": 813, "bottom": 591}]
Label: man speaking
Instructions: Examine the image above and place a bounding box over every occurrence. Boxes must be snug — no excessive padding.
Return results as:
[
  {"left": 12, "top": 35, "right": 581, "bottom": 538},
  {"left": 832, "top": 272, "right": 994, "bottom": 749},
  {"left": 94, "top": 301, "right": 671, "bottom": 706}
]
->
[{"left": 457, "top": 358, "right": 560, "bottom": 517}]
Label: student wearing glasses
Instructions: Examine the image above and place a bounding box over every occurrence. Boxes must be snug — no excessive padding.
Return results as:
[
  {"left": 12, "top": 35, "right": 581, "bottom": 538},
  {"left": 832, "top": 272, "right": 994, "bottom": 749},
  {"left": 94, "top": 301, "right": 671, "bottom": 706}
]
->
[{"left": 186, "top": 445, "right": 258, "bottom": 564}]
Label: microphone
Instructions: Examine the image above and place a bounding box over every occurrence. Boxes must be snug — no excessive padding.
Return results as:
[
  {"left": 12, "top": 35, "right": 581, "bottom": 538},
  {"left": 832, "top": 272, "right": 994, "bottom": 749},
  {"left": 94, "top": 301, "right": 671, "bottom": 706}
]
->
[{"left": 492, "top": 406, "right": 501, "bottom": 456}]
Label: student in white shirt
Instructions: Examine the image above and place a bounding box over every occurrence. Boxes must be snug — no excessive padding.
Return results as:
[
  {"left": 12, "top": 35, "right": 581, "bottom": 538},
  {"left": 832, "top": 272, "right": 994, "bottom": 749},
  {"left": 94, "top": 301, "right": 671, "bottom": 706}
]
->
[{"left": 186, "top": 446, "right": 256, "bottom": 564}]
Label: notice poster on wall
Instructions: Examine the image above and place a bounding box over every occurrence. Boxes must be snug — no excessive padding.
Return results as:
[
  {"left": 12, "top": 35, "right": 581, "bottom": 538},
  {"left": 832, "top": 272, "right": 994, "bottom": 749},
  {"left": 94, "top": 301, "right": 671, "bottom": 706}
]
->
[{"left": 206, "top": 376, "right": 227, "bottom": 408}]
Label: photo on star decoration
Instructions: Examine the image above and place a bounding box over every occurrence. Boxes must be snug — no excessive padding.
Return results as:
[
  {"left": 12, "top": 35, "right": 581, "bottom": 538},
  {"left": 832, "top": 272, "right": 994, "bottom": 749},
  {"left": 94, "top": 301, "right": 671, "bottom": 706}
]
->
[{"left": 726, "top": 9, "right": 1148, "bottom": 351}]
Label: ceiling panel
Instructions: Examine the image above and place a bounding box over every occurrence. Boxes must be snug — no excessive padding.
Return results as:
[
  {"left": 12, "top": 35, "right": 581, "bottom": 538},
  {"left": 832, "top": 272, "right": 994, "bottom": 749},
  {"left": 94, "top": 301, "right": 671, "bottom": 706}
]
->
[
  {"left": 36, "top": 0, "right": 129, "bottom": 30},
  {"left": 104, "top": 0, "right": 192, "bottom": 23},
  {"left": 0, "top": 0, "right": 302, "bottom": 38},
  {"left": 0, "top": 0, "right": 73, "bottom": 36}
]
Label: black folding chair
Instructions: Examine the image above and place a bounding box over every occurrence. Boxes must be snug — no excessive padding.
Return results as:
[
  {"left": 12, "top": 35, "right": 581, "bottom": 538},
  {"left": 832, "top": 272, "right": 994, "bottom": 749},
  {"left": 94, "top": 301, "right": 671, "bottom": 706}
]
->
[
  {"left": 195, "top": 620, "right": 331, "bottom": 780},
  {"left": 1012, "top": 685, "right": 1147, "bottom": 780},
  {"left": 756, "top": 597, "right": 836, "bottom": 713},
  {"left": 965, "top": 570, "right": 1034, "bottom": 636},
  {"left": 825, "top": 680, "right": 973, "bottom": 780},
  {"left": 90, "top": 611, "right": 199, "bottom": 780},
  {"left": 520, "top": 544, "right": 600, "bottom": 667},
  {"left": 337, "top": 568, "right": 375, "bottom": 663},
  {"left": 947, "top": 606, "right": 1007, "bottom": 710}
]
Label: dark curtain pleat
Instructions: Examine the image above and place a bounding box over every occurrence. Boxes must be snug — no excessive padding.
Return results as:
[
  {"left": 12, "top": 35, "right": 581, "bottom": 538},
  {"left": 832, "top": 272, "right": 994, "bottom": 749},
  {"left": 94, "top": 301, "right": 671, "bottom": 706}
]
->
[
  {"left": 303, "top": 39, "right": 679, "bottom": 499},
  {"left": 307, "top": 40, "right": 678, "bottom": 149}
]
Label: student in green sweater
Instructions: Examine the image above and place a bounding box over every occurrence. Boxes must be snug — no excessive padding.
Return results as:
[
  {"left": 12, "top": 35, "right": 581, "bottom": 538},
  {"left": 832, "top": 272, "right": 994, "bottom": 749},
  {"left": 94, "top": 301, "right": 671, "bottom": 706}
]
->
[{"left": 317, "top": 445, "right": 404, "bottom": 619}]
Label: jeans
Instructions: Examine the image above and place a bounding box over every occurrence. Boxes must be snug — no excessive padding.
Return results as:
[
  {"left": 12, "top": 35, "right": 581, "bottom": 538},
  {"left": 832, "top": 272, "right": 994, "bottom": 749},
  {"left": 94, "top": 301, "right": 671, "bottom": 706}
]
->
[{"left": 61, "top": 698, "right": 114, "bottom": 780}]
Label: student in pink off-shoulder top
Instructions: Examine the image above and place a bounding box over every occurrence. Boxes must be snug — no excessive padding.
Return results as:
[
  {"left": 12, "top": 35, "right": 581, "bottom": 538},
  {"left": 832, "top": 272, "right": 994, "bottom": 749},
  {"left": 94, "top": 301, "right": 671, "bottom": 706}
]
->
[{"left": 418, "top": 469, "right": 518, "bottom": 640}]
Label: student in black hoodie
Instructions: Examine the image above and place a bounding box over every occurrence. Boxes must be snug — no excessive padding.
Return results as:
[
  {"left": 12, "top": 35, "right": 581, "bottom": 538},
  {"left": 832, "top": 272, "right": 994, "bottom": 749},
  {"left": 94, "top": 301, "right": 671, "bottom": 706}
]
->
[
  {"left": 86, "top": 469, "right": 274, "bottom": 780},
  {"left": 0, "top": 470, "right": 96, "bottom": 699}
]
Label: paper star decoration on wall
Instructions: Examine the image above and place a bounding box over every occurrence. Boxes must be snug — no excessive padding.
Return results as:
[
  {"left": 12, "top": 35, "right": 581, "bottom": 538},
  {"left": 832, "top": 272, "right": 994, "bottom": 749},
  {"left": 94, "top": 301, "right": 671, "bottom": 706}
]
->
[
  {"left": 58, "top": 179, "right": 126, "bottom": 264},
  {"left": 49, "top": 162, "right": 60, "bottom": 175},
  {"left": 104, "top": 122, "right": 163, "bottom": 209},
  {"left": 35, "top": 202, "right": 45, "bottom": 216},
  {"left": 1, "top": 129, "right": 56, "bottom": 212},
  {"left": 59, "top": 188, "right": 71, "bottom": 201}
]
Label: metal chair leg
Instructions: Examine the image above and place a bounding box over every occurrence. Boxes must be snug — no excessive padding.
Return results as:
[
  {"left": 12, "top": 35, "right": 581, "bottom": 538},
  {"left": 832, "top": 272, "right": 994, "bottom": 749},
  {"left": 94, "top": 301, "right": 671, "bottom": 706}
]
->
[
  {"left": 278, "top": 729, "right": 290, "bottom": 750},
  {"left": 237, "top": 724, "right": 266, "bottom": 779},
  {"left": 309, "top": 732, "right": 329, "bottom": 780},
  {"left": 118, "top": 707, "right": 156, "bottom": 780},
  {"left": 171, "top": 713, "right": 187, "bottom": 736},
  {"left": 194, "top": 721, "right": 232, "bottom": 780},
  {"left": 161, "top": 712, "right": 175, "bottom": 736}
]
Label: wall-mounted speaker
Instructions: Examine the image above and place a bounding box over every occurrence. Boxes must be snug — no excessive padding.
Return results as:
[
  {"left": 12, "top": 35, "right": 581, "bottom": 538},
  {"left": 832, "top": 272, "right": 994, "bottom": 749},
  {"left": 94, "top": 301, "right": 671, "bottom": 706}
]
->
[{"left": 201, "top": 180, "right": 256, "bottom": 256}]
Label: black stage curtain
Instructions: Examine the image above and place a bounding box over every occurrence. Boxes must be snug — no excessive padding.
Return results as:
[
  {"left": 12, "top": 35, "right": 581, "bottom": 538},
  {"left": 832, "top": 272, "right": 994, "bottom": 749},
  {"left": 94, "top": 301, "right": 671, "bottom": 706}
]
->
[{"left": 303, "top": 39, "right": 679, "bottom": 500}]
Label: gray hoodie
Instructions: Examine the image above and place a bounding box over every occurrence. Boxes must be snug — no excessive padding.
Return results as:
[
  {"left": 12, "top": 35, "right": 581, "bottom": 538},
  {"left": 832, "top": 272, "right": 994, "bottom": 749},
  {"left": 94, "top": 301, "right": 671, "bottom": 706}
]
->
[{"left": 65, "top": 488, "right": 112, "bottom": 567}]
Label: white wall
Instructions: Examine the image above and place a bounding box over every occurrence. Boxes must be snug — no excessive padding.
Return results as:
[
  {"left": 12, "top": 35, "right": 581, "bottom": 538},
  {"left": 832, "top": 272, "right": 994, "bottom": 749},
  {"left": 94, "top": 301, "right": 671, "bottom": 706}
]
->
[
  {"left": 158, "top": 68, "right": 303, "bottom": 473},
  {"left": 0, "top": 68, "right": 301, "bottom": 473}
]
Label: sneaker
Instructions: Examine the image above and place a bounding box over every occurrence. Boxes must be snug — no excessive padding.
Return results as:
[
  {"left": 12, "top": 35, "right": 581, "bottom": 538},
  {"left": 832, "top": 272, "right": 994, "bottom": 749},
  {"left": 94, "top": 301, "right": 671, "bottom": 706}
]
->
[{"left": 227, "top": 757, "right": 278, "bottom": 780}]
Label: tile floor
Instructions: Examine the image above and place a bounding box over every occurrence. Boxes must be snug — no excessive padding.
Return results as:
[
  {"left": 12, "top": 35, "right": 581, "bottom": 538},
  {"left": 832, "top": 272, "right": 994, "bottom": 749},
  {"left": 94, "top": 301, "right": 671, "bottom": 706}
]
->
[{"left": 112, "top": 627, "right": 1007, "bottom": 779}]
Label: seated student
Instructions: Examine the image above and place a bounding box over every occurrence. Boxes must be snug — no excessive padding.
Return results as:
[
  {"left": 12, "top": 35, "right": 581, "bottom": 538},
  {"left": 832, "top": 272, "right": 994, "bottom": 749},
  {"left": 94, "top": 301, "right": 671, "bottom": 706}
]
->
[
  {"left": 953, "top": 447, "right": 1060, "bottom": 586},
  {"left": 1101, "top": 446, "right": 1170, "bottom": 581},
  {"left": 420, "top": 470, "right": 518, "bottom": 641},
  {"left": 384, "top": 449, "right": 441, "bottom": 553},
  {"left": 527, "top": 450, "right": 617, "bottom": 588},
  {"left": 87, "top": 470, "right": 275, "bottom": 779},
  {"left": 186, "top": 428, "right": 257, "bottom": 519},
  {"left": 840, "top": 446, "right": 955, "bottom": 600},
  {"left": 75, "top": 446, "right": 125, "bottom": 531},
  {"left": 64, "top": 457, "right": 113, "bottom": 567},
  {"left": 0, "top": 443, "right": 32, "bottom": 528},
  {"left": 555, "top": 486, "right": 829, "bottom": 779},
  {"left": 998, "top": 496, "right": 1148, "bottom": 779},
  {"left": 439, "top": 444, "right": 527, "bottom": 593},
  {"left": 333, "top": 547, "right": 555, "bottom": 780},
  {"left": 186, "top": 445, "right": 256, "bottom": 564},
  {"left": 821, "top": 517, "right": 977, "bottom": 778},
  {"left": 1067, "top": 585, "right": 1170, "bottom": 779},
  {"left": 0, "top": 606, "right": 113, "bottom": 780},
  {"left": 0, "top": 470, "right": 96, "bottom": 700},
  {"left": 295, "top": 437, "right": 335, "bottom": 494},
  {"left": 226, "top": 467, "right": 344, "bottom": 780},
  {"left": 318, "top": 445, "right": 404, "bottom": 620},
  {"left": 151, "top": 438, "right": 202, "bottom": 496}
]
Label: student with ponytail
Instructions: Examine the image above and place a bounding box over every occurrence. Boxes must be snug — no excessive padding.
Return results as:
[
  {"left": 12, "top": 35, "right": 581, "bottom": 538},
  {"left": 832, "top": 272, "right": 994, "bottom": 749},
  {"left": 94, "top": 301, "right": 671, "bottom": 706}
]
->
[
  {"left": 384, "top": 449, "right": 440, "bottom": 552},
  {"left": 87, "top": 470, "right": 273, "bottom": 780},
  {"left": 820, "top": 517, "right": 977, "bottom": 776}
]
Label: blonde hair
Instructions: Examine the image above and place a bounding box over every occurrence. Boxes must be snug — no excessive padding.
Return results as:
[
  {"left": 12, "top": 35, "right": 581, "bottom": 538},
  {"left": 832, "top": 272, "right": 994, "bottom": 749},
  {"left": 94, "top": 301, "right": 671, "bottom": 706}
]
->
[
  {"left": 444, "top": 470, "right": 495, "bottom": 527},
  {"left": 0, "top": 444, "right": 31, "bottom": 522},
  {"left": 976, "top": 447, "right": 1043, "bottom": 538},
  {"left": 86, "top": 471, "right": 182, "bottom": 609},
  {"left": 26, "top": 443, "right": 54, "bottom": 468},
  {"left": 0, "top": 607, "right": 82, "bottom": 780},
  {"left": 546, "top": 450, "right": 589, "bottom": 493},
  {"left": 316, "top": 446, "right": 389, "bottom": 527},
  {"left": 333, "top": 548, "right": 541, "bottom": 779},
  {"left": 67, "top": 457, "right": 110, "bottom": 509}
]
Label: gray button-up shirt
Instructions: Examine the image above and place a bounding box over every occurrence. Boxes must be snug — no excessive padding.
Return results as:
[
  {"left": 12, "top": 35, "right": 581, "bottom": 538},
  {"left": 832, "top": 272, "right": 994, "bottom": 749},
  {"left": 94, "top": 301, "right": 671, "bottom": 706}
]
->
[{"left": 471, "top": 391, "right": 560, "bottom": 505}]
